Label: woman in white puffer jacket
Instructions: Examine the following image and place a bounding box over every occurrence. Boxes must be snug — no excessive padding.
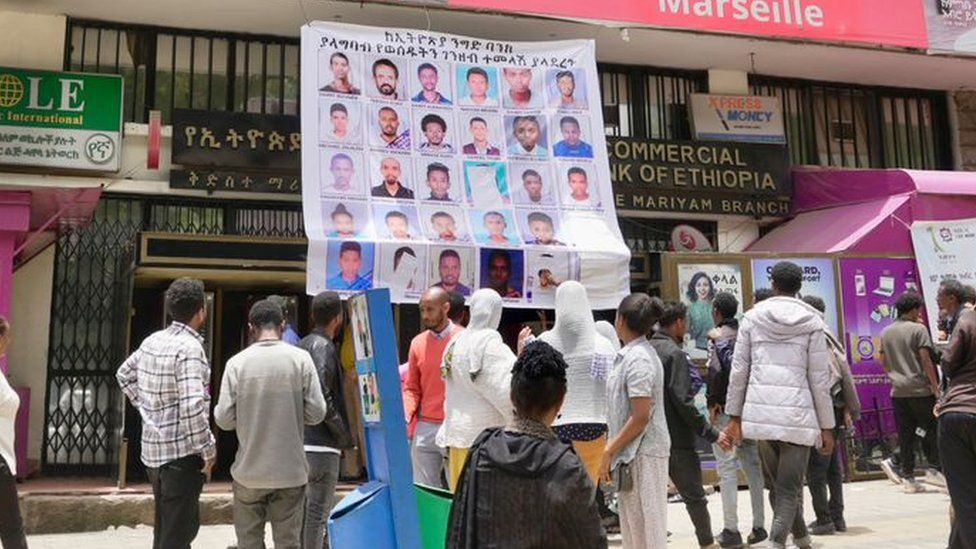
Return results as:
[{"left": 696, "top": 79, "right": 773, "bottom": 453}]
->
[{"left": 538, "top": 281, "right": 617, "bottom": 484}]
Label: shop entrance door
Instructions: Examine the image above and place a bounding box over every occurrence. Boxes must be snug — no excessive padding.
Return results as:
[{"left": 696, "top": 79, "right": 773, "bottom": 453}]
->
[{"left": 123, "top": 272, "right": 305, "bottom": 483}]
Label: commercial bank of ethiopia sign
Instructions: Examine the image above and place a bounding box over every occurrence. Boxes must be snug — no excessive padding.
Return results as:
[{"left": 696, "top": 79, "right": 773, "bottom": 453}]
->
[{"left": 0, "top": 68, "right": 123, "bottom": 171}]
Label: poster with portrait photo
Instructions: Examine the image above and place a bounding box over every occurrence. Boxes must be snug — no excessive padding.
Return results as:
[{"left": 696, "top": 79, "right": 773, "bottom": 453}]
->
[
  {"left": 509, "top": 162, "right": 556, "bottom": 207},
  {"left": 358, "top": 372, "right": 382, "bottom": 423},
  {"left": 516, "top": 208, "right": 566, "bottom": 246},
  {"left": 376, "top": 242, "right": 428, "bottom": 300},
  {"left": 462, "top": 160, "right": 509, "bottom": 209},
  {"left": 500, "top": 67, "right": 545, "bottom": 110},
  {"left": 413, "top": 109, "right": 457, "bottom": 155},
  {"left": 367, "top": 103, "right": 411, "bottom": 151},
  {"left": 546, "top": 68, "right": 589, "bottom": 111},
  {"left": 524, "top": 249, "right": 579, "bottom": 308},
  {"left": 325, "top": 239, "right": 375, "bottom": 293},
  {"left": 455, "top": 64, "right": 499, "bottom": 109},
  {"left": 677, "top": 262, "right": 745, "bottom": 360},
  {"left": 367, "top": 152, "right": 415, "bottom": 200},
  {"left": 410, "top": 60, "right": 454, "bottom": 106},
  {"left": 505, "top": 115, "right": 549, "bottom": 159},
  {"left": 322, "top": 199, "right": 372, "bottom": 240},
  {"left": 364, "top": 55, "right": 407, "bottom": 101},
  {"left": 318, "top": 50, "right": 363, "bottom": 96},
  {"left": 349, "top": 293, "right": 374, "bottom": 360},
  {"left": 469, "top": 208, "right": 520, "bottom": 247},
  {"left": 480, "top": 248, "right": 525, "bottom": 301},
  {"left": 550, "top": 114, "right": 595, "bottom": 159},
  {"left": 319, "top": 98, "right": 363, "bottom": 146},
  {"left": 458, "top": 112, "right": 504, "bottom": 157},
  {"left": 319, "top": 149, "right": 366, "bottom": 197},
  {"left": 372, "top": 203, "right": 423, "bottom": 241},
  {"left": 429, "top": 245, "right": 476, "bottom": 297},
  {"left": 557, "top": 162, "right": 601, "bottom": 208},
  {"left": 420, "top": 204, "right": 471, "bottom": 243},
  {"left": 414, "top": 158, "right": 462, "bottom": 204}
]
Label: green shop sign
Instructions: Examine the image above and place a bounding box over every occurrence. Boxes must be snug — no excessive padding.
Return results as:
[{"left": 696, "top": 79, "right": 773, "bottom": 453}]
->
[{"left": 0, "top": 67, "right": 123, "bottom": 171}]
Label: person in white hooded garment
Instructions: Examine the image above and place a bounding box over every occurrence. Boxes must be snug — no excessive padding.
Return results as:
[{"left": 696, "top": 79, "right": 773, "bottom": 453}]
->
[
  {"left": 438, "top": 289, "right": 516, "bottom": 491},
  {"left": 537, "top": 281, "right": 617, "bottom": 484},
  {"left": 595, "top": 320, "right": 621, "bottom": 352}
]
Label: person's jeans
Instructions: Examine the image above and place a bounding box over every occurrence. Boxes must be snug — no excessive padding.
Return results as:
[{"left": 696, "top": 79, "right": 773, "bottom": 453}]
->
[
  {"left": 233, "top": 482, "right": 306, "bottom": 549},
  {"left": 806, "top": 426, "right": 844, "bottom": 526},
  {"left": 712, "top": 414, "right": 765, "bottom": 533},
  {"left": 146, "top": 454, "right": 205, "bottom": 549},
  {"left": 303, "top": 452, "right": 341, "bottom": 549},
  {"left": 893, "top": 395, "right": 941, "bottom": 478},
  {"left": 939, "top": 412, "right": 976, "bottom": 549},
  {"left": 758, "top": 440, "right": 810, "bottom": 546},
  {"left": 411, "top": 420, "right": 446, "bottom": 488},
  {"left": 669, "top": 447, "right": 714, "bottom": 546},
  {"left": 0, "top": 457, "right": 27, "bottom": 549}
]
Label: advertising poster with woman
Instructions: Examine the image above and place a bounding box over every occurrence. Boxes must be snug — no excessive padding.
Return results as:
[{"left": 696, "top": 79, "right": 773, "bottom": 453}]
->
[{"left": 676, "top": 263, "right": 744, "bottom": 360}]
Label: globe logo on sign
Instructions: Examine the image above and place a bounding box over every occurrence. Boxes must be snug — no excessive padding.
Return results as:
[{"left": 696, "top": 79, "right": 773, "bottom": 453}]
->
[{"left": 0, "top": 74, "right": 25, "bottom": 108}]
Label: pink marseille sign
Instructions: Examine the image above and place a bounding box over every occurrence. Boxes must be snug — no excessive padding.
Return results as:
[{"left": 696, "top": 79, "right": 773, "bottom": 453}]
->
[{"left": 449, "top": 0, "right": 928, "bottom": 49}]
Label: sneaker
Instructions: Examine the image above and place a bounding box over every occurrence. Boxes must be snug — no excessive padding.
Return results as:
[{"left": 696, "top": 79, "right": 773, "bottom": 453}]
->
[
  {"left": 924, "top": 468, "right": 947, "bottom": 488},
  {"left": 903, "top": 478, "right": 925, "bottom": 493},
  {"left": 716, "top": 528, "right": 745, "bottom": 548},
  {"left": 833, "top": 517, "right": 847, "bottom": 532},
  {"left": 880, "top": 457, "right": 903, "bottom": 485},
  {"left": 747, "top": 527, "right": 768, "bottom": 545},
  {"left": 794, "top": 535, "right": 814, "bottom": 549},
  {"left": 807, "top": 520, "right": 836, "bottom": 535}
]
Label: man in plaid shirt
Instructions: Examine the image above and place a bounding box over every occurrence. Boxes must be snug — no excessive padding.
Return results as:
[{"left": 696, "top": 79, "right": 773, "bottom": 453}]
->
[{"left": 117, "top": 277, "right": 216, "bottom": 549}]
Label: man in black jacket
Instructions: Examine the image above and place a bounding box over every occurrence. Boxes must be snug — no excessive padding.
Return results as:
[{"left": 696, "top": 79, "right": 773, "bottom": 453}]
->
[
  {"left": 298, "top": 292, "right": 353, "bottom": 549},
  {"left": 650, "top": 301, "right": 725, "bottom": 549}
]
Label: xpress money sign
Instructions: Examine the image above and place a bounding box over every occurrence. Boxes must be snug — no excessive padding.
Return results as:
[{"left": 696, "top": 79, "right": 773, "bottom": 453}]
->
[{"left": 0, "top": 68, "right": 123, "bottom": 171}]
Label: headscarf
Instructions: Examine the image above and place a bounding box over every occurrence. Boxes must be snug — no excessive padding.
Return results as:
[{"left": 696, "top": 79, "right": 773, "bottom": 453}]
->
[
  {"left": 448, "top": 289, "right": 505, "bottom": 380},
  {"left": 594, "top": 320, "right": 621, "bottom": 352},
  {"left": 538, "top": 281, "right": 596, "bottom": 358}
]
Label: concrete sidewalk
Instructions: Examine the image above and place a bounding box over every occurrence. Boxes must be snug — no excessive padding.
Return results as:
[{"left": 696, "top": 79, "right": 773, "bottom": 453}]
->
[{"left": 22, "top": 479, "right": 952, "bottom": 548}]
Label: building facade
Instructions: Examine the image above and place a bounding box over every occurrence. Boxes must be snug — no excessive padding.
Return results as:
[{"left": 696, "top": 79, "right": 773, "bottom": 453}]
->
[{"left": 0, "top": 1, "right": 974, "bottom": 478}]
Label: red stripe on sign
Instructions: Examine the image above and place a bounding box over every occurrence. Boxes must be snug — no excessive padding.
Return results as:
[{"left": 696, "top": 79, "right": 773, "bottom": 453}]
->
[{"left": 147, "top": 110, "right": 162, "bottom": 170}]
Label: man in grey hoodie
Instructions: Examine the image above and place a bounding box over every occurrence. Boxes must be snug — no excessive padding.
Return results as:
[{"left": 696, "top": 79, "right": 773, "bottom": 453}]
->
[{"left": 721, "top": 262, "right": 835, "bottom": 549}]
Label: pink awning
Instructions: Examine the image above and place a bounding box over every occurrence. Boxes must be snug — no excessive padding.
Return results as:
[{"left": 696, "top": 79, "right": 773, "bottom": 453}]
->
[{"left": 748, "top": 195, "right": 913, "bottom": 254}]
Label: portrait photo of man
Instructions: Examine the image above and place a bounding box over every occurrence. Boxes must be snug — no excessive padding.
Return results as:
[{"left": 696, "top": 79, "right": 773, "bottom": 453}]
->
[
  {"left": 480, "top": 249, "right": 524, "bottom": 299},
  {"left": 549, "top": 69, "right": 588, "bottom": 110},
  {"left": 421, "top": 205, "right": 470, "bottom": 243},
  {"left": 417, "top": 113, "right": 454, "bottom": 153},
  {"left": 320, "top": 101, "right": 362, "bottom": 144},
  {"left": 461, "top": 116, "right": 501, "bottom": 156},
  {"left": 319, "top": 51, "right": 360, "bottom": 95},
  {"left": 431, "top": 248, "right": 473, "bottom": 296},
  {"left": 522, "top": 211, "right": 565, "bottom": 246},
  {"left": 423, "top": 162, "right": 455, "bottom": 202},
  {"left": 327, "top": 240, "right": 373, "bottom": 291},
  {"left": 371, "top": 106, "right": 410, "bottom": 150},
  {"left": 430, "top": 211, "right": 461, "bottom": 242},
  {"left": 320, "top": 151, "right": 363, "bottom": 196},
  {"left": 370, "top": 156, "right": 415, "bottom": 199},
  {"left": 412, "top": 62, "right": 452, "bottom": 105},
  {"left": 472, "top": 209, "right": 520, "bottom": 246},
  {"left": 562, "top": 166, "right": 600, "bottom": 207},
  {"left": 512, "top": 167, "right": 554, "bottom": 206},
  {"left": 456, "top": 65, "right": 498, "bottom": 108},
  {"left": 384, "top": 211, "right": 413, "bottom": 240},
  {"left": 506, "top": 115, "right": 548, "bottom": 157},
  {"left": 369, "top": 57, "right": 403, "bottom": 100},
  {"left": 502, "top": 67, "right": 543, "bottom": 109},
  {"left": 552, "top": 116, "right": 594, "bottom": 158}
]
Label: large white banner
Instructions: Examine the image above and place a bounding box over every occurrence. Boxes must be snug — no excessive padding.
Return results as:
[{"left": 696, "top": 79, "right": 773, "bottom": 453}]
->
[
  {"left": 301, "top": 22, "right": 630, "bottom": 308},
  {"left": 911, "top": 219, "right": 976, "bottom": 344}
]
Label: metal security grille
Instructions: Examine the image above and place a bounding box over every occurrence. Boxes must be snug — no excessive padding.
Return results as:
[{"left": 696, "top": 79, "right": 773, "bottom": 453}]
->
[
  {"left": 598, "top": 64, "right": 706, "bottom": 139},
  {"left": 751, "top": 76, "right": 950, "bottom": 169},
  {"left": 66, "top": 20, "right": 300, "bottom": 123},
  {"left": 43, "top": 197, "right": 303, "bottom": 473}
]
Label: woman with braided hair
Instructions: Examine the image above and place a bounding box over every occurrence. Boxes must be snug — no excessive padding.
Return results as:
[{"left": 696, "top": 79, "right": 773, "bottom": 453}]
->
[{"left": 447, "top": 340, "right": 607, "bottom": 548}]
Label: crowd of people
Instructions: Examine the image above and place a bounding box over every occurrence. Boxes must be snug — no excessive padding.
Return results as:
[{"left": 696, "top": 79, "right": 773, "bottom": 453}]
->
[{"left": 0, "top": 258, "right": 966, "bottom": 548}]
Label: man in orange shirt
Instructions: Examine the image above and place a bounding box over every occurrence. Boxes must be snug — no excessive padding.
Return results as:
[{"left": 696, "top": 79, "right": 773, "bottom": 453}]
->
[{"left": 403, "top": 287, "right": 462, "bottom": 488}]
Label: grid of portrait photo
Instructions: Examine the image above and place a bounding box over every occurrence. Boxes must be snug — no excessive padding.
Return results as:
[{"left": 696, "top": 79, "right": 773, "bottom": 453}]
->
[{"left": 303, "top": 26, "right": 620, "bottom": 305}]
